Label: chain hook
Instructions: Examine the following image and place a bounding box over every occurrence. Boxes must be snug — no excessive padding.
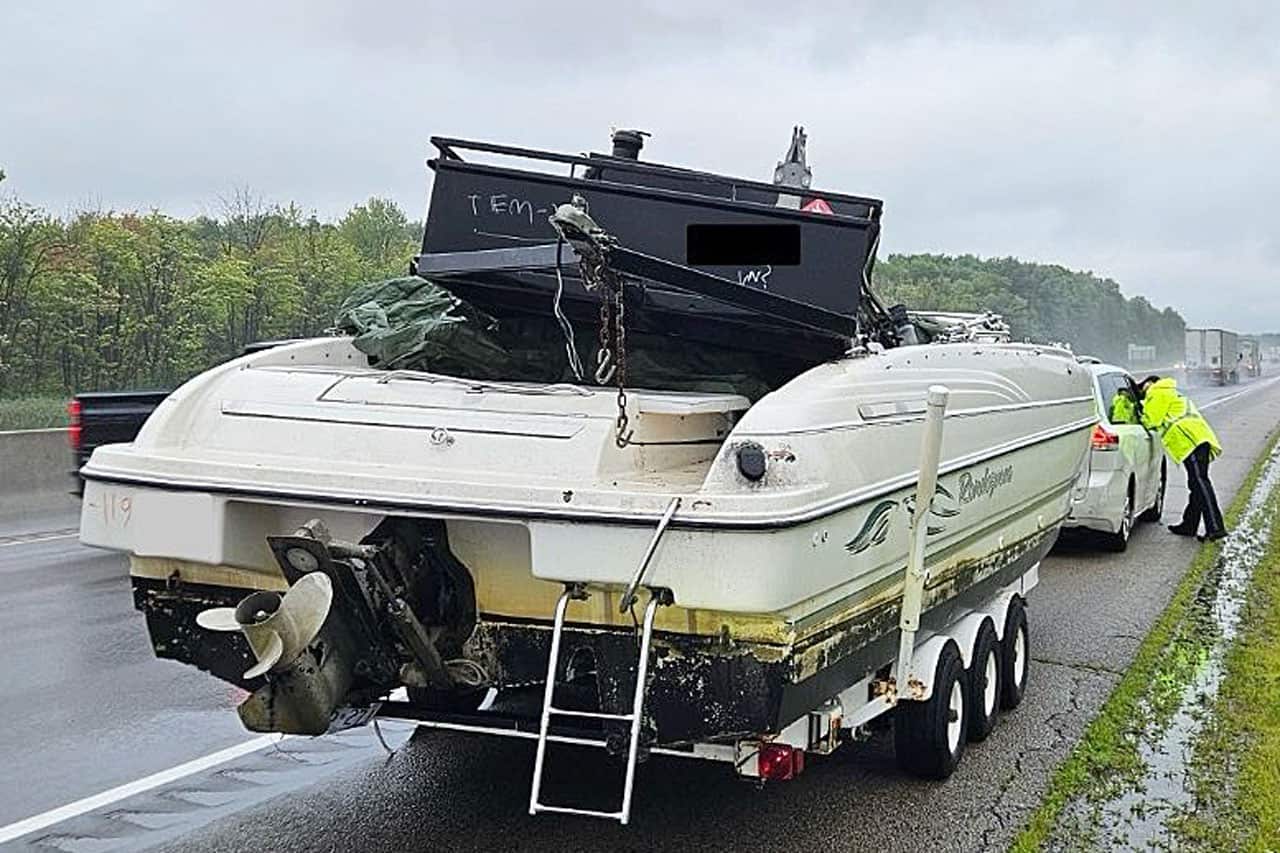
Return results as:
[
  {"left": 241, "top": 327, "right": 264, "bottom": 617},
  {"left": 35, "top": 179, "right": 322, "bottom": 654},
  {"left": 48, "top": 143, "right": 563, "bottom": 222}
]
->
[{"left": 595, "top": 348, "right": 616, "bottom": 385}]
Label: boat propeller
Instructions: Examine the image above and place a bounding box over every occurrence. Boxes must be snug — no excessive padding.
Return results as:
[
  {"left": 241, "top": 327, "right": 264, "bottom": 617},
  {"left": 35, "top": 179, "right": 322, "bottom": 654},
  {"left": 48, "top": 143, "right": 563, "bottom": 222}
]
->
[
  {"left": 196, "top": 572, "right": 362, "bottom": 736},
  {"left": 197, "top": 572, "right": 335, "bottom": 680}
]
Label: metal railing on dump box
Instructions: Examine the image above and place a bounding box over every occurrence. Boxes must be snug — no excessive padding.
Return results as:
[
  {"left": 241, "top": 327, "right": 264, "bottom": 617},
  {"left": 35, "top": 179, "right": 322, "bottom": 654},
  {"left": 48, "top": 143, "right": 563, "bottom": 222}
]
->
[{"left": 412, "top": 135, "right": 886, "bottom": 362}]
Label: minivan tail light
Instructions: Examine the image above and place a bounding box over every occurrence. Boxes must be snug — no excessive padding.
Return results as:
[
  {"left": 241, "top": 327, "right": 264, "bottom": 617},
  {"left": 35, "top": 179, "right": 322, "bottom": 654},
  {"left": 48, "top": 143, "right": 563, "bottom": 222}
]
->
[
  {"left": 67, "top": 399, "right": 82, "bottom": 452},
  {"left": 1091, "top": 422, "right": 1119, "bottom": 451}
]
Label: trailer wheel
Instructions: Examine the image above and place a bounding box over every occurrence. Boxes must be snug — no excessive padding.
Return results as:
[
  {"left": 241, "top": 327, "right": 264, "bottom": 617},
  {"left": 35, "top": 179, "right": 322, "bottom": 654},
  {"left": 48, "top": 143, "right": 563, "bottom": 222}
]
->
[
  {"left": 999, "top": 598, "right": 1030, "bottom": 711},
  {"left": 967, "top": 621, "right": 1001, "bottom": 742},
  {"left": 894, "top": 641, "right": 968, "bottom": 779}
]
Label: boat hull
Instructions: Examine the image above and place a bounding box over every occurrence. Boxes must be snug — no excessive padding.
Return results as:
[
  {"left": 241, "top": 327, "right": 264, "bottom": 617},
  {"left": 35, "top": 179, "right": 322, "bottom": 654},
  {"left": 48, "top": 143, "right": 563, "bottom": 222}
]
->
[
  {"left": 130, "top": 521, "right": 1052, "bottom": 745},
  {"left": 118, "top": 410, "right": 1074, "bottom": 744},
  {"left": 82, "top": 337, "right": 1093, "bottom": 741}
]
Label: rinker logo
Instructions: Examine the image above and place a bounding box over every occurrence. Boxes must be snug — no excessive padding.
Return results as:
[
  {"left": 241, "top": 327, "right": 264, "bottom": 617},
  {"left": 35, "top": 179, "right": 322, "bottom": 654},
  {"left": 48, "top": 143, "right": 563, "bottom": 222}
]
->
[{"left": 958, "top": 466, "right": 1014, "bottom": 503}]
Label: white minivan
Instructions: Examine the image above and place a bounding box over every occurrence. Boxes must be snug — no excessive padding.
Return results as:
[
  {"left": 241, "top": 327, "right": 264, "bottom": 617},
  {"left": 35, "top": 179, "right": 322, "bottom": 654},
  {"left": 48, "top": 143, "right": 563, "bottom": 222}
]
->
[{"left": 1064, "top": 361, "right": 1167, "bottom": 551}]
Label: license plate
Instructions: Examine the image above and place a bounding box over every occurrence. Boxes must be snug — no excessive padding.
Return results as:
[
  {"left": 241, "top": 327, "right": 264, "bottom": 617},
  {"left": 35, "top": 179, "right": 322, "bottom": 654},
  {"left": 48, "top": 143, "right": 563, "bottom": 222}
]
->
[{"left": 327, "top": 702, "right": 382, "bottom": 734}]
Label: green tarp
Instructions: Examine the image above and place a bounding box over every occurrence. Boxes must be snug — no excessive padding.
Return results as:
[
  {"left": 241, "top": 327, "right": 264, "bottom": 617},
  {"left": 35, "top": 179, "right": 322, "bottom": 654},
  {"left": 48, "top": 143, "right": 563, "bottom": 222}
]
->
[{"left": 333, "top": 276, "right": 775, "bottom": 400}]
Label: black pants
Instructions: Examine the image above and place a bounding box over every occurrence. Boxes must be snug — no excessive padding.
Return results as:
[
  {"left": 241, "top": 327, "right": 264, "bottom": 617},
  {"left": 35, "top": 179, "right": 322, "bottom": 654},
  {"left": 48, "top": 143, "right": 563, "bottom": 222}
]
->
[{"left": 1180, "top": 443, "right": 1225, "bottom": 535}]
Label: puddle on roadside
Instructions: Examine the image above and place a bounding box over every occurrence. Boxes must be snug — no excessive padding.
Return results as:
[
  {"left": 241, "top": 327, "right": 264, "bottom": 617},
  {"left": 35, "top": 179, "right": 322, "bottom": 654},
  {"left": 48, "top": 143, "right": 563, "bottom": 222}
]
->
[{"left": 1051, "top": 444, "right": 1280, "bottom": 851}]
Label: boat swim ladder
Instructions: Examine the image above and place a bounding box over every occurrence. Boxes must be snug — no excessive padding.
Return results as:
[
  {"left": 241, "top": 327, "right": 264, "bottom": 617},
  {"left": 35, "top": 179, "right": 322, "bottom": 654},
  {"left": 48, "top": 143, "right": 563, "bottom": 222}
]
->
[
  {"left": 528, "top": 496, "right": 681, "bottom": 824},
  {"left": 896, "top": 385, "right": 950, "bottom": 694}
]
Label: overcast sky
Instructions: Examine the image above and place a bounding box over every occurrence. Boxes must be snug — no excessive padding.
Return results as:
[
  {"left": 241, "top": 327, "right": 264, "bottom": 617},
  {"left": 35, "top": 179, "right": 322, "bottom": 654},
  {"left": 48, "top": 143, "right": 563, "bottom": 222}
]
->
[{"left": 2, "top": 1, "right": 1277, "bottom": 329}]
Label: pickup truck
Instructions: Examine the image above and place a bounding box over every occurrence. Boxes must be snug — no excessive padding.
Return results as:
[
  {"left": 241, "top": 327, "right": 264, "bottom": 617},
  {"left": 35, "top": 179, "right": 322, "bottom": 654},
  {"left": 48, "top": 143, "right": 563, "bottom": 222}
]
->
[
  {"left": 68, "top": 391, "right": 169, "bottom": 494},
  {"left": 69, "top": 341, "right": 295, "bottom": 493}
]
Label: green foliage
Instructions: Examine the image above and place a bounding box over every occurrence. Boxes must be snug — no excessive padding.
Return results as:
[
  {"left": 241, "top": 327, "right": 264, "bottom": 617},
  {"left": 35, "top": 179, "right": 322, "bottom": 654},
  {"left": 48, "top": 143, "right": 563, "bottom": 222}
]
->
[
  {"left": 0, "top": 192, "right": 423, "bottom": 396},
  {"left": 0, "top": 395, "right": 66, "bottom": 430},
  {"left": 876, "top": 254, "right": 1186, "bottom": 365}
]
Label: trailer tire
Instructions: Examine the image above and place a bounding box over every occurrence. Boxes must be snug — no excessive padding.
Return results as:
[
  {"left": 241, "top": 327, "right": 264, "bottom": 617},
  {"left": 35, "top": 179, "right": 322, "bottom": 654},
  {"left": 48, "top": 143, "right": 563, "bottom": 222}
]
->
[
  {"left": 999, "top": 598, "right": 1030, "bottom": 711},
  {"left": 894, "top": 641, "right": 968, "bottom": 779},
  {"left": 967, "top": 621, "right": 1001, "bottom": 742}
]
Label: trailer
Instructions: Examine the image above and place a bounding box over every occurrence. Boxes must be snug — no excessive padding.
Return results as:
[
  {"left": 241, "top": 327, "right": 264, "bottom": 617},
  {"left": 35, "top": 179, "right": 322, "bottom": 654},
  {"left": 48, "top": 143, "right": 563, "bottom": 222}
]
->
[
  {"left": 1185, "top": 327, "right": 1239, "bottom": 386},
  {"left": 375, "top": 387, "right": 1039, "bottom": 822},
  {"left": 1240, "top": 338, "right": 1263, "bottom": 378},
  {"left": 380, "top": 565, "right": 1034, "bottom": 793}
]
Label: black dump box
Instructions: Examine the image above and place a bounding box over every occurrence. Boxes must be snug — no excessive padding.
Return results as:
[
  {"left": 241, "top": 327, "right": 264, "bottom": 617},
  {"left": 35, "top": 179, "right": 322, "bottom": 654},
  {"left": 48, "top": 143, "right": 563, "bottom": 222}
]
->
[{"left": 412, "top": 136, "right": 883, "bottom": 363}]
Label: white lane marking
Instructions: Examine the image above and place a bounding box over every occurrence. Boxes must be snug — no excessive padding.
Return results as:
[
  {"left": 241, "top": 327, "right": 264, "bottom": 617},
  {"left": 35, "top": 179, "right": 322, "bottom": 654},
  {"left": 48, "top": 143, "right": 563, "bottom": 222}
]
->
[
  {"left": 0, "top": 532, "right": 79, "bottom": 549},
  {"left": 0, "top": 733, "right": 285, "bottom": 844},
  {"left": 1201, "top": 376, "right": 1280, "bottom": 411}
]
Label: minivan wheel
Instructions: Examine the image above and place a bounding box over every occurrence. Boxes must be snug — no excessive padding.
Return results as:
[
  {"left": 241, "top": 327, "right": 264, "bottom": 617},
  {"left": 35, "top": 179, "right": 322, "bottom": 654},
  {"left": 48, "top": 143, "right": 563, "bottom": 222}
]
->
[
  {"left": 1140, "top": 463, "right": 1167, "bottom": 523},
  {"left": 1103, "top": 488, "right": 1133, "bottom": 552}
]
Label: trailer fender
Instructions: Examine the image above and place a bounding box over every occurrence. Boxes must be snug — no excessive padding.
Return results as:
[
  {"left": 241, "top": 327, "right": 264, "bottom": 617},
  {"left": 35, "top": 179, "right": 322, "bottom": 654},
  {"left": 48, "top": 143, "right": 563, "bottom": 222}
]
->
[
  {"left": 902, "top": 584, "right": 1031, "bottom": 701},
  {"left": 980, "top": 591, "right": 1021, "bottom": 643},
  {"left": 901, "top": 635, "right": 960, "bottom": 702},
  {"left": 984, "top": 567, "right": 1037, "bottom": 642},
  {"left": 945, "top": 612, "right": 1000, "bottom": 670}
]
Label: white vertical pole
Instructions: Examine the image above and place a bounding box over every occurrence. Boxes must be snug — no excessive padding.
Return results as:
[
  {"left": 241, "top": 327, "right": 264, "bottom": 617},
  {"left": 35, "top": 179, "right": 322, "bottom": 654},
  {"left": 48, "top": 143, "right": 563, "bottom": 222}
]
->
[{"left": 895, "top": 385, "right": 950, "bottom": 696}]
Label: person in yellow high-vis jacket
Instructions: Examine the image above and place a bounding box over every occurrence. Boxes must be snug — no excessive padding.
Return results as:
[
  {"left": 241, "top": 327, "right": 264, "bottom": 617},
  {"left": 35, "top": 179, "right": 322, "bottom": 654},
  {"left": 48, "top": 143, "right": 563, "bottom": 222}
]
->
[
  {"left": 1109, "top": 387, "right": 1139, "bottom": 425},
  {"left": 1138, "top": 375, "right": 1225, "bottom": 541}
]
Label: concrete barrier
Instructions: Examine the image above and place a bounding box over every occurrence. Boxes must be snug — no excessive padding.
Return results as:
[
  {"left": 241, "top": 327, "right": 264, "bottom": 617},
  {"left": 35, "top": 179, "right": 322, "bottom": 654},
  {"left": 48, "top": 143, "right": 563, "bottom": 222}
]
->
[{"left": 0, "top": 428, "right": 81, "bottom": 529}]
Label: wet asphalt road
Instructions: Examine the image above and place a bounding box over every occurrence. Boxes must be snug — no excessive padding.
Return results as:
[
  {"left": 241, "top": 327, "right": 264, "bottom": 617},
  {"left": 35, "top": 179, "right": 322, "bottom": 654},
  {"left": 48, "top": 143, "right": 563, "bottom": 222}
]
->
[
  {"left": 0, "top": 509, "right": 247, "bottom": 827},
  {"left": 2, "top": 376, "right": 1277, "bottom": 852}
]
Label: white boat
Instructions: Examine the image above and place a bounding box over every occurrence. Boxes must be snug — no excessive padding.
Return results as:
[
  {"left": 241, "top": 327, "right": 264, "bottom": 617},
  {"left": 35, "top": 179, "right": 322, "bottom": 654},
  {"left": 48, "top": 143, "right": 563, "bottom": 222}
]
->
[{"left": 79, "top": 130, "right": 1093, "bottom": 775}]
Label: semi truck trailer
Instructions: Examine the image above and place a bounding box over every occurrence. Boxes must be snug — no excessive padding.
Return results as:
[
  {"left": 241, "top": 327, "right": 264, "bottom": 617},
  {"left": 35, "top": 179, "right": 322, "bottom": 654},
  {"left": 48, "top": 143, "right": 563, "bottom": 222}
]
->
[{"left": 1185, "top": 327, "right": 1239, "bottom": 386}]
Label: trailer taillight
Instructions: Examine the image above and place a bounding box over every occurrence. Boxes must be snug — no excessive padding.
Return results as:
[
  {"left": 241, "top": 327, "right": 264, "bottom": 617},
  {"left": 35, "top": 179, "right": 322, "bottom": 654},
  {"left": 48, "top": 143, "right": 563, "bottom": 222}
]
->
[
  {"left": 67, "top": 399, "right": 82, "bottom": 452},
  {"left": 1090, "top": 423, "right": 1119, "bottom": 451},
  {"left": 757, "top": 742, "right": 805, "bottom": 781}
]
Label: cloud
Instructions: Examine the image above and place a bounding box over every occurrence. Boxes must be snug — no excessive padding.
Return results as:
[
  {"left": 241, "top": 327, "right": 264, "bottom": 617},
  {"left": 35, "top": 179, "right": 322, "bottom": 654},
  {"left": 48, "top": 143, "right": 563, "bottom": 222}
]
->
[{"left": 1, "top": 1, "right": 1276, "bottom": 328}]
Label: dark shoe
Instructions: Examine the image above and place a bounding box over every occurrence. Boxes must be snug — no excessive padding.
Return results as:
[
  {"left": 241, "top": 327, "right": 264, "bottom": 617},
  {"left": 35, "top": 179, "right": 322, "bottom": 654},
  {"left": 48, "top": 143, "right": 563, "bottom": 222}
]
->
[
  {"left": 1198, "top": 530, "right": 1227, "bottom": 543},
  {"left": 1167, "top": 524, "right": 1197, "bottom": 537}
]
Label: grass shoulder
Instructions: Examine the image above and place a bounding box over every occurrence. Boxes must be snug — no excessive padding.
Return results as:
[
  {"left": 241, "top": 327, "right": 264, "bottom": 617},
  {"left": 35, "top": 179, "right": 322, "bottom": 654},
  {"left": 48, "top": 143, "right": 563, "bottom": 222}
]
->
[
  {"left": 0, "top": 395, "right": 68, "bottom": 431},
  {"left": 1011, "top": 426, "right": 1280, "bottom": 852},
  {"left": 1171, "top": 495, "right": 1280, "bottom": 850}
]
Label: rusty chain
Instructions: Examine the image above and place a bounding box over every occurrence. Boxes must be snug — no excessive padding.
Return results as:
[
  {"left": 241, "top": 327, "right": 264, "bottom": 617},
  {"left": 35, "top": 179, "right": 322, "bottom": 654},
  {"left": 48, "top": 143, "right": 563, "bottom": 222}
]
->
[
  {"left": 575, "top": 248, "right": 633, "bottom": 448},
  {"left": 614, "top": 280, "right": 632, "bottom": 447}
]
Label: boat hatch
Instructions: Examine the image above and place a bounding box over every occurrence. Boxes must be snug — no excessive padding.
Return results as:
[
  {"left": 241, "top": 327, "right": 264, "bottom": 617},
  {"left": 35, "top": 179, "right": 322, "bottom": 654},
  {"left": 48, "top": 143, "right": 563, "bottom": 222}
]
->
[
  {"left": 630, "top": 391, "right": 750, "bottom": 416},
  {"left": 220, "top": 399, "right": 586, "bottom": 439},
  {"left": 858, "top": 399, "right": 930, "bottom": 420},
  {"left": 219, "top": 376, "right": 748, "bottom": 441}
]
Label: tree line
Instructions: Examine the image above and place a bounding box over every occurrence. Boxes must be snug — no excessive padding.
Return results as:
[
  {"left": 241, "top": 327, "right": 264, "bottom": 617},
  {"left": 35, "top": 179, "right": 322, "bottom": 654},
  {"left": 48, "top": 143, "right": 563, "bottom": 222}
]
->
[
  {"left": 1, "top": 181, "right": 1188, "bottom": 397},
  {"left": 0, "top": 185, "right": 420, "bottom": 396},
  {"left": 874, "top": 254, "right": 1188, "bottom": 366}
]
